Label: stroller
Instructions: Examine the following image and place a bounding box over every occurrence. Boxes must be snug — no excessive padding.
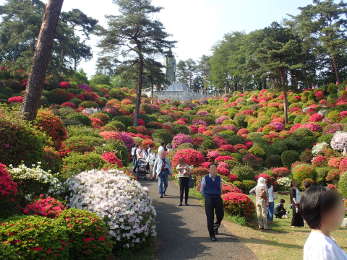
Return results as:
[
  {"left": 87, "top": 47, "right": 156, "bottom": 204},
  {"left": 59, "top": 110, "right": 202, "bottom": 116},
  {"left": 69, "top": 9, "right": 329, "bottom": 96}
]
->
[{"left": 134, "top": 159, "right": 149, "bottom": 180}]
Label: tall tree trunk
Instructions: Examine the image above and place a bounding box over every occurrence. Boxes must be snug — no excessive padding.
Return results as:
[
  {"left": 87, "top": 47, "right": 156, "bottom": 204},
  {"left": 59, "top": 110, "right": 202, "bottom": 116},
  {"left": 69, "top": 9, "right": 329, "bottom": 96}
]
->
[
  {"left": 151, "top": 83, "right": 154, "bottom": 104},
  {"left": 22, "top": 0, "right": 64, "bottom": 120},
  {"left": 331, "top": 56, "right": 340, "bottom": 84},
  {"left": 134, "top": 54, "right": 144, "bottom": 126}
]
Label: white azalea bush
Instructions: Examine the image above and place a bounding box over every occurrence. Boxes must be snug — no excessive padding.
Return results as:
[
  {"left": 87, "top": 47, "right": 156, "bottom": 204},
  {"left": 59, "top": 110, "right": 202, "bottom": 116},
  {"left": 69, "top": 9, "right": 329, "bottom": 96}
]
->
[
  {"left": 8, "top": 163, "right": 64, "bottom": 200},
  {"left": 277, "top": 177, "right": 291, "bottom": 190},
  {"left": 331, "top": 131, "right": 347, "bottom": 152},
  {"left": 312, "top": 142, "right": 329, "bottom": 156},
  {"left": 65, "top": 169, "right": 156, "bottom": 248}
]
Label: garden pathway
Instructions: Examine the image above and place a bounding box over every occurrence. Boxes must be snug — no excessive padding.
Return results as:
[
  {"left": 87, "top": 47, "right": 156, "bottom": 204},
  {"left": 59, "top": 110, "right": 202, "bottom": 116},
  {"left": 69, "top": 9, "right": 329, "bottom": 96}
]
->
[{"left": 143, "top": 180, "right": 257, "bottom": 260}]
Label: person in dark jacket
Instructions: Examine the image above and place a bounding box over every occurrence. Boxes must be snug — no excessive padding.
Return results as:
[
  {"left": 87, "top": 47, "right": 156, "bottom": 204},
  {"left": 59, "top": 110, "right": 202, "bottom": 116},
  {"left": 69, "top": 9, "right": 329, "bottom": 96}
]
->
[{"left": 200, "top": 164, "right": 224, "bottom": 241}]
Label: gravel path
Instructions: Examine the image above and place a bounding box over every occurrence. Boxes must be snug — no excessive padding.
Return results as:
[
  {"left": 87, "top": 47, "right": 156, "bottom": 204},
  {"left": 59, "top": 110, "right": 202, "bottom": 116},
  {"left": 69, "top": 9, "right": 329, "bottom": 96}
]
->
[{"left": 143, "top": 180, "right": 257, "bottom": 260}]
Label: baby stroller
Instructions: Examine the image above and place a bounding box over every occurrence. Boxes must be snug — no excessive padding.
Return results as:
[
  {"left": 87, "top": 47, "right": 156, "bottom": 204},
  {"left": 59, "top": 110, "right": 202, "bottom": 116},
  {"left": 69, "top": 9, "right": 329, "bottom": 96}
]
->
[{"left": 134, "top": 159, "right": 149, "bottom": 180}]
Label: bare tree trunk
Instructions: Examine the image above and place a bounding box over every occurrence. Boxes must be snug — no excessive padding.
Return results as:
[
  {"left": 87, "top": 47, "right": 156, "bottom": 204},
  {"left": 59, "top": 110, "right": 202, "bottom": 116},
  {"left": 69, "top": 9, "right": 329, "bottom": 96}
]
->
[
  {"left": 22, "top": 0, "right": 64, "bottom": 120},
  {"left": 331, "top": 56, "right": 340, "bottom": 84},
  {"left": 134, "top": 54, "right": 144, "bottom": 126},
  {"left": 151, "top": 83, "right": 154, "bottom": 104}
]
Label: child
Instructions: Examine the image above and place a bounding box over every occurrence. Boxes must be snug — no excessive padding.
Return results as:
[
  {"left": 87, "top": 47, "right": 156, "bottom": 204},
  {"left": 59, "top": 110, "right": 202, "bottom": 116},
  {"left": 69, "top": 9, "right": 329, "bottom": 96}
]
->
[{"left": 274, "top": 199, "right": 288, "bottom": 219}]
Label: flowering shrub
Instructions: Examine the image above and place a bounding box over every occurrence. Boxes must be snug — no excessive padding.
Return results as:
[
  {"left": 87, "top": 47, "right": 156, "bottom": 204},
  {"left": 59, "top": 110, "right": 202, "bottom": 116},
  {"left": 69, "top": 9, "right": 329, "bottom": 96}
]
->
[
  {"left": 172, "top": 149, "right": 205, "bottom": 168},
  {"left": 66, "top": 169, "right": 156, "bottom": 248},
  {"left": 222, "top": 184, "right": 242, "bottom": 194},
  {"left": 9, "top": 163, "right": 64, "bottom": 200},
  {"left": 271, "top": 167, "right": 290, "bottom": 178},
  {"left": 0, "top": 164, "right": 17, "bottom": 198},
  {"left": 331, "top": 131, "right": 347, "bottom": 152},
  {"left": 58, "top": 209, "right": 112, "bottom": 259},
  {"left": 36, "top": 109, "right": 67, "bottom": 149},
  {"left": 339, "top": 158, "right": 347, "bottom": 172},
  {"left": 216, "top": 116, "right": 230, "bottom": 124},
  {"left": 328, "top": 157, "right": 341, "bottom": 168},
  {"left": 101, "top": 152, "right": 123, "bottom": 168},
  {"left": 172, "top": 133, "right": 193, "bottom": 148},
  {"left": 277, "top": 177, "right": 291, "bottom": 189},
  {"left": 309, "top": 113, "right": 324, "bottom": 122},
  {"left": 222, "top": 192, "right": 255, "bottom": 222},
  {"left": 311, "top": 155, "right": 327, "bottom": 167},
  {"left": 100, "top": 131, "right": 134, "bottom": 150},
  {"left": 312, "top": 142, "right": 329, "bottom": 155},
  {"left": 292, "top": 164, "right": 316, "bottom": 185},
  {"left": 23, "top": 196, "right": 65, "bottom": 218},
  {"left": 7, "top": 96, "right": 23, "bottom": 103}
]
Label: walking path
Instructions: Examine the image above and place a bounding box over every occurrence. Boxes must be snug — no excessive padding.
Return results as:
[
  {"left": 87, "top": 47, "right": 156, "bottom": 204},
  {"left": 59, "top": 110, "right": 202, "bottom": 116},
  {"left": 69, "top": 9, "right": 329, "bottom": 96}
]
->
[{"left": 143, "top": 180, "right": 257, "bottom": 260}]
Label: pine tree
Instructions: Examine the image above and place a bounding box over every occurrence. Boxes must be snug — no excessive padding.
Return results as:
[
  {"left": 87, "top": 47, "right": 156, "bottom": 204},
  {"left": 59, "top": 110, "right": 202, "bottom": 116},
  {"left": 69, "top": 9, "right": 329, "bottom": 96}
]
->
[{"left": 98, "top": 0, "right": 174, "bottom": 126}]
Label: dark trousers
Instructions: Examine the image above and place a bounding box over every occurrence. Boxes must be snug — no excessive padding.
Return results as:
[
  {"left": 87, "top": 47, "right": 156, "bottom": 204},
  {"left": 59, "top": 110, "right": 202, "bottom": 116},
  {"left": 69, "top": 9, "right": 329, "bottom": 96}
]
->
[
  {"left": 179, "top": 177, "right": 189, "bottom": 203},
  {"left": 205, "top": 196, "right": 224, "bottom": 237}
]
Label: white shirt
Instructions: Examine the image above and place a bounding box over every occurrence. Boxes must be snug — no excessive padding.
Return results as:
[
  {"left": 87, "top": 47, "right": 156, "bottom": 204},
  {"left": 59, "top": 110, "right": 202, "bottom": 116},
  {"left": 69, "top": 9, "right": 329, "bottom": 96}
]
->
[
  {"left": 304, "top": 230, "right": 347, "bottom": 260},
  {"left": 268, "top": 185, "right": 274, "bottom": 203}
]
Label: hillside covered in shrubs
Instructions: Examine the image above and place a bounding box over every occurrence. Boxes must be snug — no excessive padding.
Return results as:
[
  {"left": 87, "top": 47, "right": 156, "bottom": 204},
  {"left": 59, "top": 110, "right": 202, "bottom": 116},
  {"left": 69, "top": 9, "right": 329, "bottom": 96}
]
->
[{"left": 1, "top": 66, "right": 347, "bottom": 257}]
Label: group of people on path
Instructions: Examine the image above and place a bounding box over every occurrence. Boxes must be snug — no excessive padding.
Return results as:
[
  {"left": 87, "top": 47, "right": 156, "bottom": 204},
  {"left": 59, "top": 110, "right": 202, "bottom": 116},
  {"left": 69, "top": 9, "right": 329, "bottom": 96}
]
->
[{"left": 131, "top": 146, "right": 347, "bottom": 258}]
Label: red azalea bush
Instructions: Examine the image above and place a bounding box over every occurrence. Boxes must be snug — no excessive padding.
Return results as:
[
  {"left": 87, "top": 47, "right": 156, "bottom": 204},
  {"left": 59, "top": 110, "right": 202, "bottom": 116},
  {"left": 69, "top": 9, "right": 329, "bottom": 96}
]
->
[
  {"left": 36, "top": 109, "right": 67, "bottom": 149},
  {"left": 222, "top": 192, "right": 255, "bottom": 222},
  {"left": 271, "top": 167, "right": 290, "bottom": 177},
  {"left": 228, "top": 174, "right": 238, "bottom": 182},
  {"left": 311, "top": 155, "right": 326, "bottom": 167},
  {"left": 8, "top": 96, "right": 24, "bottom": 103},
  {"left": 328, "top": 157, "right": 341, "bottom": 168},
  {"left": 215, "top": 155, "right": 234, "bottom": 163},
  {"left": 309, "top": 113, "right": 324, "bottom": 122},
  {"left": 0, "top": 163, "right": 17, "bottom": 198},
  {"left": 219, "top": 144, "right": 235, "bottom": 152},
  {"left": 23, "top": 196, "right": 65, "bottom": 218},
  {"left": 101, "top": 152, "right": 123, "bottom": 168},
  {"left": 339, "top": 158, "right": 347, "bottom": 172},
  {"left": 222, "top": 184, "right": 242, "bottom": 194},
  {"left": 172, "top": 149, "right": 205, "bottom": 168},
  {"left": 255, "top": 173, "right": 271, "bottom": 181},
  {"left": 217, "top": 166, "right": 230, "bottom": 176}
]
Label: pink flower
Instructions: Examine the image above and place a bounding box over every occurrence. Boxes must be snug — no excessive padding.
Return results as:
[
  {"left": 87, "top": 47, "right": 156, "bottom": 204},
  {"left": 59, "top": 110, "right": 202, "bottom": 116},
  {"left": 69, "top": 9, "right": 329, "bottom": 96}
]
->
[
  {"left": 101, "top": 152, "right": 123, "bottom": 168},
  {"left": 172, "top": 134, "right": 193, "bottom": 148},
  {"left": 8, "top": 96, "right": 24, "bottom": 103},
  {"left": 309, "top": 113, "right": 324, "bottom": 122},
  {"left": 59, "top": 81, "right": 70, "bottom": 88}
]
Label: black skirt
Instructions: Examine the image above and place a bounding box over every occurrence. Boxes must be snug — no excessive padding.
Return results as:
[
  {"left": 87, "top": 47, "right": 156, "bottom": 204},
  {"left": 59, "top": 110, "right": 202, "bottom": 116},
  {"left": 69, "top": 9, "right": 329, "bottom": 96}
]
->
[{"left": 291, "top": 205, "right": 304, "bottom": 227}]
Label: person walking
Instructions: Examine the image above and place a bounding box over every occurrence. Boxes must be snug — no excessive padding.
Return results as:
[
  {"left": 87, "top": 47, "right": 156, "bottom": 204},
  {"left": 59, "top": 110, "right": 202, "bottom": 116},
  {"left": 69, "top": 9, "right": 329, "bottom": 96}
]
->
[
  {"left": 200, "top": 164, "right": 224, "bottom": 241},
  {"left": 267, "top": 181, "right": 275, "bottom": 222},
  {"left": 147, "top": 146, "right": 157, "bottom": 180},
  {"left": 301, "top": 185, "right": 347, "bottom": 260},
  {"left": 255, "top": 177, "right": 269, "bottom": 230},
  {"left": 131, "top": 144, "right": 138, "bottom": 165},
  {"left": 176, "top": 158, "right": 191, "bottom": 206},
  {"left": 158, "top": 143, "right": 165, "bottom": 154},
  {"left": 290, "top": 180, "right": 304, "bottom": 227},
  {"left": 155, "top": 151, "right": 172, "bottom": 198}
]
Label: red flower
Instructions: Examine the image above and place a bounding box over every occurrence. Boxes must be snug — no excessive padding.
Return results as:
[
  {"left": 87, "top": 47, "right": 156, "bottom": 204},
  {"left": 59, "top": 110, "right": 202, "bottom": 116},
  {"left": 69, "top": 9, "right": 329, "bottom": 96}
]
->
[
  {"left": 59, "top": 81, "right": 70, "bottom": 88},
  {"left": 8, "top": 96, "right": 24, "bottom": 103},
  {"left": 23, "top": 196, "right": 65, "bottom": 218},
  {"left": 101, "top": 152, "right": 123, "bottom": 168},
  {"left": 32, "top": 247, "right": 44, "bottom": 251}
]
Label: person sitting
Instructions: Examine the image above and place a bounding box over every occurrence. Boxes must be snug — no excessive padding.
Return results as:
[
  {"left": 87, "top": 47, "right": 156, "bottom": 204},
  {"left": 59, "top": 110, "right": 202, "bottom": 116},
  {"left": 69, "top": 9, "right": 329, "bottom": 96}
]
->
[
  {"left": 301, "top": 185, "right": 347, "bottom": 260},
  {"left": 274, "top": 199, "right": 288, "bottom": 219}
]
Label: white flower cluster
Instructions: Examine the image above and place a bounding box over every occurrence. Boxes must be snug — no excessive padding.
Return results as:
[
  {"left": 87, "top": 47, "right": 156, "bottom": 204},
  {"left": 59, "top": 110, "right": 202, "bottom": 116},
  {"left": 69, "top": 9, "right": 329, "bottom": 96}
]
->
[
  {"left": 82, "top": 107, "right": 100, "bottom": 115},
  {"left": 277, "top": 177, "right": 291, "bottom": 188},
  {"left": 312, "top": 142, "right": 329, "bottom": 155},
  {"left": 331, "top": 131, "right": 347, "bottom": 152},
  {"left": 65, "top": 169, "right": 157, "bottom": 248},
  {"left": 9, "top": 163, "right": 64, "bottom": 197}
]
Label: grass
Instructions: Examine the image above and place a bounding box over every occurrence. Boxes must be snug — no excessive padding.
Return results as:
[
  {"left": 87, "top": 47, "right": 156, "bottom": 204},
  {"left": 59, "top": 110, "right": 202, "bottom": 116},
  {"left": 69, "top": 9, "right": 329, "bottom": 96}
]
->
[
  {"left": 223, "top": 193, "right": 347, "bottom": 260},
  {"left": 189, "top": 188, "right": 347, "bottom": 260}
]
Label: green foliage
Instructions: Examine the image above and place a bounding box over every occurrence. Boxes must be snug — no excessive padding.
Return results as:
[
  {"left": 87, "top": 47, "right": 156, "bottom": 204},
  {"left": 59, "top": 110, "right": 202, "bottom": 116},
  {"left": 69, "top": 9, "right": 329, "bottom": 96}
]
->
[
  {"left": 103, "top": 120, "right": 126, "bottom": 131},
  {"left": 62, "top": 152, "right": 105, "bottom": 179},
  {"left": 65, "top": 135, "right": 104, "bottom": 153},
  {"left": 292, "top": 163, "right": 316, "bottom": 185},
  {"left": 152, "top": 129, "right": 173, "bottom": 144},
  {"left": 67, "top": 126, "right": 100, "bottom": 137},
  {"left": 232, "top": 164, "right": 255, "bottom": 181},
  {"left": 57, "top": 209, "right": 112, "bottom": 259},
  {"left": 281, "top": 150, "right": 299, "bottom": 167},
  {"left": 242, "top": 180, "right": 257, "bottom": 193},
  {"left": 338, "top": 171, "right": 347, "bottom": 198},
  {"left": 95, "top": 140, "right": 129, "bottom": 166},
  {"left": 171, "top": 124, "right": 190, "bottom": 135},
  {"left": 64, "top": 112, "right": 91, "bottom": 126},
  {"left": 0, "top": 215, "right": 70, "bottom": 259},
  {"left": 0, "top": 111, "right": 47, "bottom": 166}
]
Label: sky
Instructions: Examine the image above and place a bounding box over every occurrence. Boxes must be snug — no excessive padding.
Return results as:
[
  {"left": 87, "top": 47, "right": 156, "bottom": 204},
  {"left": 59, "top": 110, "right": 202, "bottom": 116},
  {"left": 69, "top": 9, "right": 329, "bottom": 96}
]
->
[{"left": 2, "top": 0, "right": 315, "bottom": 76}]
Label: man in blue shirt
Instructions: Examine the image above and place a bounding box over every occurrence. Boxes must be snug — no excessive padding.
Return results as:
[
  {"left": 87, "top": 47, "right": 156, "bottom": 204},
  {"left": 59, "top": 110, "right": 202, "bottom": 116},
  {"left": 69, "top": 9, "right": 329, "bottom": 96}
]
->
[{"left": 200, "top": 163, "right": 224, "bottom": 241}]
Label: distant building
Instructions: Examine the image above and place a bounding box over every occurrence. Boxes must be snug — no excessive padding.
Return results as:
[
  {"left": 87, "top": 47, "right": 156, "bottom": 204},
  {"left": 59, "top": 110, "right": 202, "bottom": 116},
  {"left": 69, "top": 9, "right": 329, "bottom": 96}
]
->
[{"left": 152, "top": 50, "right": 209, "bottom": 101}]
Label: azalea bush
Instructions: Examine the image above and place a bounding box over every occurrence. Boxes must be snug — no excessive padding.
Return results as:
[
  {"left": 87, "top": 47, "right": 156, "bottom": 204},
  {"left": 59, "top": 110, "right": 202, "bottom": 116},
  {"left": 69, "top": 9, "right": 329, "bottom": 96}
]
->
[
  {"left": 58, "top": 208, "right": 113, "bottom": 259},
  {"left": 8, "top": 163, "right": 64, "bottom": 201},
  {"left": 0, "top": 163, "right": 18, "bottom": 218},
  {"left": 66, "top": 169, "right": 156, "bottom": 248},
  {"left": 172, "top": 133, "right": 193, "bottom": 148},
  {"left": 331, "top": 131, "right": 347, "bottom": 152},
  {"left": 222, "top": 192, "right": 255, "bottom": 222},
  {"left": 172, "top": 148, "right": 205, "bottom": 168},
  {"left": 23, "top": 196, "right": 65, "bottom": 218},
  {"left": 0, "top": 215, "right": 70, "bottom": 259},
  {"left": 339, "top": 171, "right": 347, "bottom": 198}
]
